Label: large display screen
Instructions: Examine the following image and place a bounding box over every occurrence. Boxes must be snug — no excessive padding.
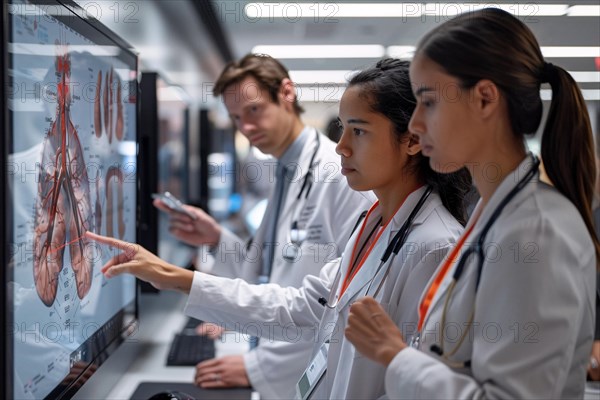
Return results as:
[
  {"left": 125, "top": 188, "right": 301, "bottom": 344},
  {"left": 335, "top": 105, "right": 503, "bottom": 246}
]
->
[{"left": 4, "top": 1, "right": 138, "bottom": 398}]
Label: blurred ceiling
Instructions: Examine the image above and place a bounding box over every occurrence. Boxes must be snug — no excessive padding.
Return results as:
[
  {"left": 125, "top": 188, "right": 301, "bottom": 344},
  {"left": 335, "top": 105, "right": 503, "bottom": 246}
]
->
[
  {"left": 75, "top": 0, "right": 224, "bottom": 104},
  {"left": 213, "top": 0, "right": 600, "bottom": 101},
  {"left": 75, "top": 1, "right": 599, "bottom": 103}
]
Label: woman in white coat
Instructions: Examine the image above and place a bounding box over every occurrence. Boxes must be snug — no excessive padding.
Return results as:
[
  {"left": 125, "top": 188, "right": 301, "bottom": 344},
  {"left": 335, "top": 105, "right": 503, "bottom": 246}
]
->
[
  {"left": 345, "top": 8, "right": 599, "bottom": 400},
  {"left": 86, "top": 59, "right": 472, "bottom": 399}
]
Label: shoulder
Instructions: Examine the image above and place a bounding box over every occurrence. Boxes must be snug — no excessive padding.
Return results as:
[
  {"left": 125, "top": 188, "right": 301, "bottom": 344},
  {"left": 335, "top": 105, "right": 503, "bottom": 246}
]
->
[
  {"left": 408, "top": 191, "right": 464, "bottom": 250},
  {"left": 492, "top": 181, "right": 593, "bottom": 260}
]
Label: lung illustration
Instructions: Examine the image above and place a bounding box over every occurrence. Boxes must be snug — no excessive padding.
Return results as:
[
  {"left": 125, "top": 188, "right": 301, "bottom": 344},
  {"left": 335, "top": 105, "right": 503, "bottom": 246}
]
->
[{"left": 33, "top": 44, "right": 94, "bottom": 306}]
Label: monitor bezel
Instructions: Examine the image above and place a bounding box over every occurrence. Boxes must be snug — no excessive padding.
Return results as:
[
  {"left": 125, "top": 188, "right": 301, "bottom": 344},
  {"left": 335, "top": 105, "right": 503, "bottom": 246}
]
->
[{"left": 1, "top": 1, "right": 140, "bottom": 398}]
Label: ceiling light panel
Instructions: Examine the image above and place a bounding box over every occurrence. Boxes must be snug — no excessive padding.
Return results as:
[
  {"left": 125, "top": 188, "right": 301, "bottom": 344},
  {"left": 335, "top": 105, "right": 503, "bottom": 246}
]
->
[
  {"left": 252, "top": 45, "right": 385, "bottom": 59},
  {"left": 244, "top": 3, "right": 600, "bottom": 19},
  {"left": 542, "top": 47, "right": 600, "bottom": 57},
  {"left": 289, "top": 70, "right": 358, "bottom": 84},
  {"left": 567, "top": 5, "right": 600, "bottom": 17}
]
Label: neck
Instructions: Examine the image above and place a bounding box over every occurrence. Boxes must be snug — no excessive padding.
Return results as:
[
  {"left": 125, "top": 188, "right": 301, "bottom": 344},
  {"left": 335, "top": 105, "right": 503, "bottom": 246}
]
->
[
  {"left": 471, "top": 137, "right": 527, "bottom": 207},
  {"left": 374, "top": 172, "right": 423, "bottom": 224},
  {"left": 274, "top": 118, "right": 305, "bottom": 159}
]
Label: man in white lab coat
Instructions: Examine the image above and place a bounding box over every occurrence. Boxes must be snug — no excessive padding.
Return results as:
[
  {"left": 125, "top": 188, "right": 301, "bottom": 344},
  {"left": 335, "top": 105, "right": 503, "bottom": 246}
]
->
[{"left": 155, "top": 54, "right": 371, "bottom": 398}]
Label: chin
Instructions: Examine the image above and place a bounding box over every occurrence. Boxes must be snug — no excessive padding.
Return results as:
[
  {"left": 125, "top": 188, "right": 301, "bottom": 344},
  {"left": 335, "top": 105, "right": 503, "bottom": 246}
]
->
[
  {"left": 428, "top": 157, "right": 464, "bottom": 174},
  {"left": 346, "top": 178, "right": 369, "bottom": 192}
]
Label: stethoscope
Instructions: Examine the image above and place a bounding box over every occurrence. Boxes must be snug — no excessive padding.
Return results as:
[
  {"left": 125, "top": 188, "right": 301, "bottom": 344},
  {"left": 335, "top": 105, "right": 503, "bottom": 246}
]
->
[
  {"left": 282, "top": 131, "right": 321, "bottom": 261},
  {"left": 318, "top": 186, "right": 433, "bottom": 309},
  {"left": 418, "top": 155, "right": 541, "bottom": 368}
]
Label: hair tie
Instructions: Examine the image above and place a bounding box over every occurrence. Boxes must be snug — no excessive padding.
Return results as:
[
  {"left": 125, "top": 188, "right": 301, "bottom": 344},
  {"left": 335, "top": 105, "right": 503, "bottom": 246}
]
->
[{"left": 540, "top": 62, "right": 557, "bottom": 84}]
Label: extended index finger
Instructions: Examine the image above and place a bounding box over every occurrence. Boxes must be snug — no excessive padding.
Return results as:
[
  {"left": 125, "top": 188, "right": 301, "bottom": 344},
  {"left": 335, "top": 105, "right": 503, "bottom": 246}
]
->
[{"left": 85, "top": 231, "right": 135, "bottom": 251}]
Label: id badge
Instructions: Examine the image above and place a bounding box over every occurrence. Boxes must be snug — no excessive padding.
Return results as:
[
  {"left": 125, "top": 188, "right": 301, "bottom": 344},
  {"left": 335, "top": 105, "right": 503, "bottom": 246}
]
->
[{"left": 296, "top": 341, "right": 329, "bottom": 400}]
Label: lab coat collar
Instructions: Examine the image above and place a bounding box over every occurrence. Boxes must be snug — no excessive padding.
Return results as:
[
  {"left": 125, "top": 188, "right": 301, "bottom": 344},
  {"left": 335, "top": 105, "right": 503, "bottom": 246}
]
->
[
  {"left": 422, "top": 153, "right": 539, "bottom": 323},
  {"left": 276, "top": 127, "right": 320, "bottom": 221},
  {"left": 391, "top": 185, "right": 441, "bottom": 228},
  {"left": 278, "top": 125, "right": 311, "bottom": 170},
  {"left": 470, "top": 153, "right": 539, "bottom": 236}
]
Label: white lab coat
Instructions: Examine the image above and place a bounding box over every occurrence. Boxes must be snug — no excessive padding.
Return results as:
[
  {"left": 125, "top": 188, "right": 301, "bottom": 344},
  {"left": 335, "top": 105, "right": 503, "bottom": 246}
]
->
[
  {"left": 385, "top": 155, "right": 596, "bottom": 399},
  {"left": 184, "top": 186, "right": 464, "bottom": 399},
  {"left": 204, "top": 128, "right": 373, "bottom": 398}
]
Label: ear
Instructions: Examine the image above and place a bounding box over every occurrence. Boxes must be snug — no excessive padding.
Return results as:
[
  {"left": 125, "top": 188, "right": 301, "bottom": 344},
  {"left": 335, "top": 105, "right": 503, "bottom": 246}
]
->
[
  {"left": 472, "top": 79, "right": 501, "bottom": 118},
  {"left": 406, "top": 133, "right": 422, "bottom": 156},
  {"left": 279, "top": 78, "right": 297, "bottom": 112}
]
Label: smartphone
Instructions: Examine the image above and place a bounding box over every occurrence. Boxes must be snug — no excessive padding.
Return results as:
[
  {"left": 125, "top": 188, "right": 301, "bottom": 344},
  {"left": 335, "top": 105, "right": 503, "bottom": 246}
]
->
[{"left": 152, "top": 191, "right": 197, "bottom": 220}]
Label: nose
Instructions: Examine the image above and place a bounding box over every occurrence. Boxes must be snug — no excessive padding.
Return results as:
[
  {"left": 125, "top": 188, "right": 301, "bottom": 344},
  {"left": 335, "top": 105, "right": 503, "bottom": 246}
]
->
[
  {"left": 335, "top": 127, "right": 351, "bottom": 158},
  {"left": 408, "top": 107, "right": 424, "bottom": 137},
  {"left": 238, "top": 117, "right": 257, "bottom": 136}
]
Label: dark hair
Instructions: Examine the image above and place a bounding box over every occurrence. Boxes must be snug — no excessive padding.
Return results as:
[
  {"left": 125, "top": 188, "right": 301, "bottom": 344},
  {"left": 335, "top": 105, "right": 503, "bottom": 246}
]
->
[
  {"left": 416, "top": 8, "right": 600, "bottom": 267},
  {"left": 213, "top": 53, "right": 304, "bottom": 115},
  {"left": 349, "top": 58, "right": 472, "bottom": 225}
]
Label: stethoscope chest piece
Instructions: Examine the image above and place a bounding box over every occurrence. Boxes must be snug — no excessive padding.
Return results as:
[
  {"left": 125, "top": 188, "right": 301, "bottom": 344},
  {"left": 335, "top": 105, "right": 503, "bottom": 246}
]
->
[{"left": 290, "top": 223, "right": 308, "bottom": 244}]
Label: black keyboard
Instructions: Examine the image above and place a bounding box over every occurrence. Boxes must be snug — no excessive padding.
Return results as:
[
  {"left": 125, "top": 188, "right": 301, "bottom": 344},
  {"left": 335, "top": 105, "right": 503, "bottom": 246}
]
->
[
  {"left": 183, "top": 317, "right": 203, "bottom": 330},
  {"left": 166, "top": 333, "right": 215, "bottom": 366}
]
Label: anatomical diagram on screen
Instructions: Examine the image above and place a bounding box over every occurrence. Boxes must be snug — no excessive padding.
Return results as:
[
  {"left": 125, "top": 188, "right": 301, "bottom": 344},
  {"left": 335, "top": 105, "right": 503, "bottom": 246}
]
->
[{"left": 33, "top": 44, "right": 94, "bottom": 307}]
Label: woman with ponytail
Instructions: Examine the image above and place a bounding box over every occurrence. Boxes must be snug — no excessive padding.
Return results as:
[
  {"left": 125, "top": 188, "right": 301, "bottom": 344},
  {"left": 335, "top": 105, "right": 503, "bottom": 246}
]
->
[
  {"left": 87, "top": 59, "right": 472, "bottom": 399},
  {"left": 345, "top": 8, "right": 598, "bottom": 399}
]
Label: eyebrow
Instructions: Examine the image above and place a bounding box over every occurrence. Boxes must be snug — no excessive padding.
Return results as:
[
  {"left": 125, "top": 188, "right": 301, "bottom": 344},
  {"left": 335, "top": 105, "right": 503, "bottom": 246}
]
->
[
  {"left": 346, "top": 118, "right": 370, "bottom": 125},
  {"left": 415, "top": 86, "right": 435, "bottom": 96}
]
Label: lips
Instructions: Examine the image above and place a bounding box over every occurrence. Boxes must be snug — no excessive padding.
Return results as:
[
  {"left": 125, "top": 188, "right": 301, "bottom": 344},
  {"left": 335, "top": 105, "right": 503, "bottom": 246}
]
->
[
  {"left": 421, "top": 143, "right": 433, "bottom": 156},
  {"left": 249, "top": 134, "right": 265, "bottom": 144},
  {"left": 341, "top": 165, "right": 356, "bottom": 175}
]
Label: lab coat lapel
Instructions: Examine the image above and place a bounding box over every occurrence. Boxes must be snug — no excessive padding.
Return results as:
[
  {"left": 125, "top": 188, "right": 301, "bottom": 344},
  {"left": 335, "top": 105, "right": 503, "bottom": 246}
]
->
[
  {"left": 277, "top": 129, "right": 319, "bottom": 223},
  {"left": 336, "top": 226, "right": 390, "bottom": 310},
  {"left": 335, "top": 187, "right": 430, "bottom": 310}
]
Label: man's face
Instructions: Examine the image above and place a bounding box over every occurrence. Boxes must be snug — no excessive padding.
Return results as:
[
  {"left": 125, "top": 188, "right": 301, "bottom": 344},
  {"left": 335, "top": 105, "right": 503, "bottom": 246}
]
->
[{"left": 223, "top": 76, "right": 297, "bottom": 158}]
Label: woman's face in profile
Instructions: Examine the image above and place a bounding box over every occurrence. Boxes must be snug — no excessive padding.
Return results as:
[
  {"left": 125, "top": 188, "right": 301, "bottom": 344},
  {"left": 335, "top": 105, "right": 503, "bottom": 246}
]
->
[
  {"left": 336, "top": 85, "right": 410, "bottom": 195},
  {"left": 409, "top": 54, "right": 481, "bottom": 174}
]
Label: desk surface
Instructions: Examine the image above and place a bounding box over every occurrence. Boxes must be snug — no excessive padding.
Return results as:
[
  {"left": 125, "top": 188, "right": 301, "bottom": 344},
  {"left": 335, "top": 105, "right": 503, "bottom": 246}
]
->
[{"left": 77, "top": 291, "right": 254, "bottom": 400}]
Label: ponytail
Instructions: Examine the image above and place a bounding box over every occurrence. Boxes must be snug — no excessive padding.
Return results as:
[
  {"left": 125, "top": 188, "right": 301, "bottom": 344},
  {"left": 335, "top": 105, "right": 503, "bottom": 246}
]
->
[{"left": 541, "top": 64, "right": 600, "bottom": 268}]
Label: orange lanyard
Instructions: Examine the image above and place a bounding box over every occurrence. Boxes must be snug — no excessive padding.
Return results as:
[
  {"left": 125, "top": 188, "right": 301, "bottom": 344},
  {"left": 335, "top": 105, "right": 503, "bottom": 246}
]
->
[
  {"left": 339, "top": 186, "right": 420, "bottom": 297},
  {"left": 417, "top": 221, "right": 477, "bottom": 332},
  {"left": 339, "top": 202, "right": 388, "bottom": 297}
]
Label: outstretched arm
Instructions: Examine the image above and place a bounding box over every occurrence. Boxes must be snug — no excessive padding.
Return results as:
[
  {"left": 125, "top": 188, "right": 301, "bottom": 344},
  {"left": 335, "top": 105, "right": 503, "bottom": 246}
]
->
[
  {"left": 86, "top": 231, "right": 336, "bottom": 342},
  {"left": 85, "top": 231, "right": 194, "bottom": 292}
]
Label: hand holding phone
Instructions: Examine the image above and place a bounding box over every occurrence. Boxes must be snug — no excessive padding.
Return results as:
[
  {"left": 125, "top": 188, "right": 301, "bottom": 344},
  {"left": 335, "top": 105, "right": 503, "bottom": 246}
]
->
[{"left": 152, "top": 192, "right": 197, "bottom": 220}]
